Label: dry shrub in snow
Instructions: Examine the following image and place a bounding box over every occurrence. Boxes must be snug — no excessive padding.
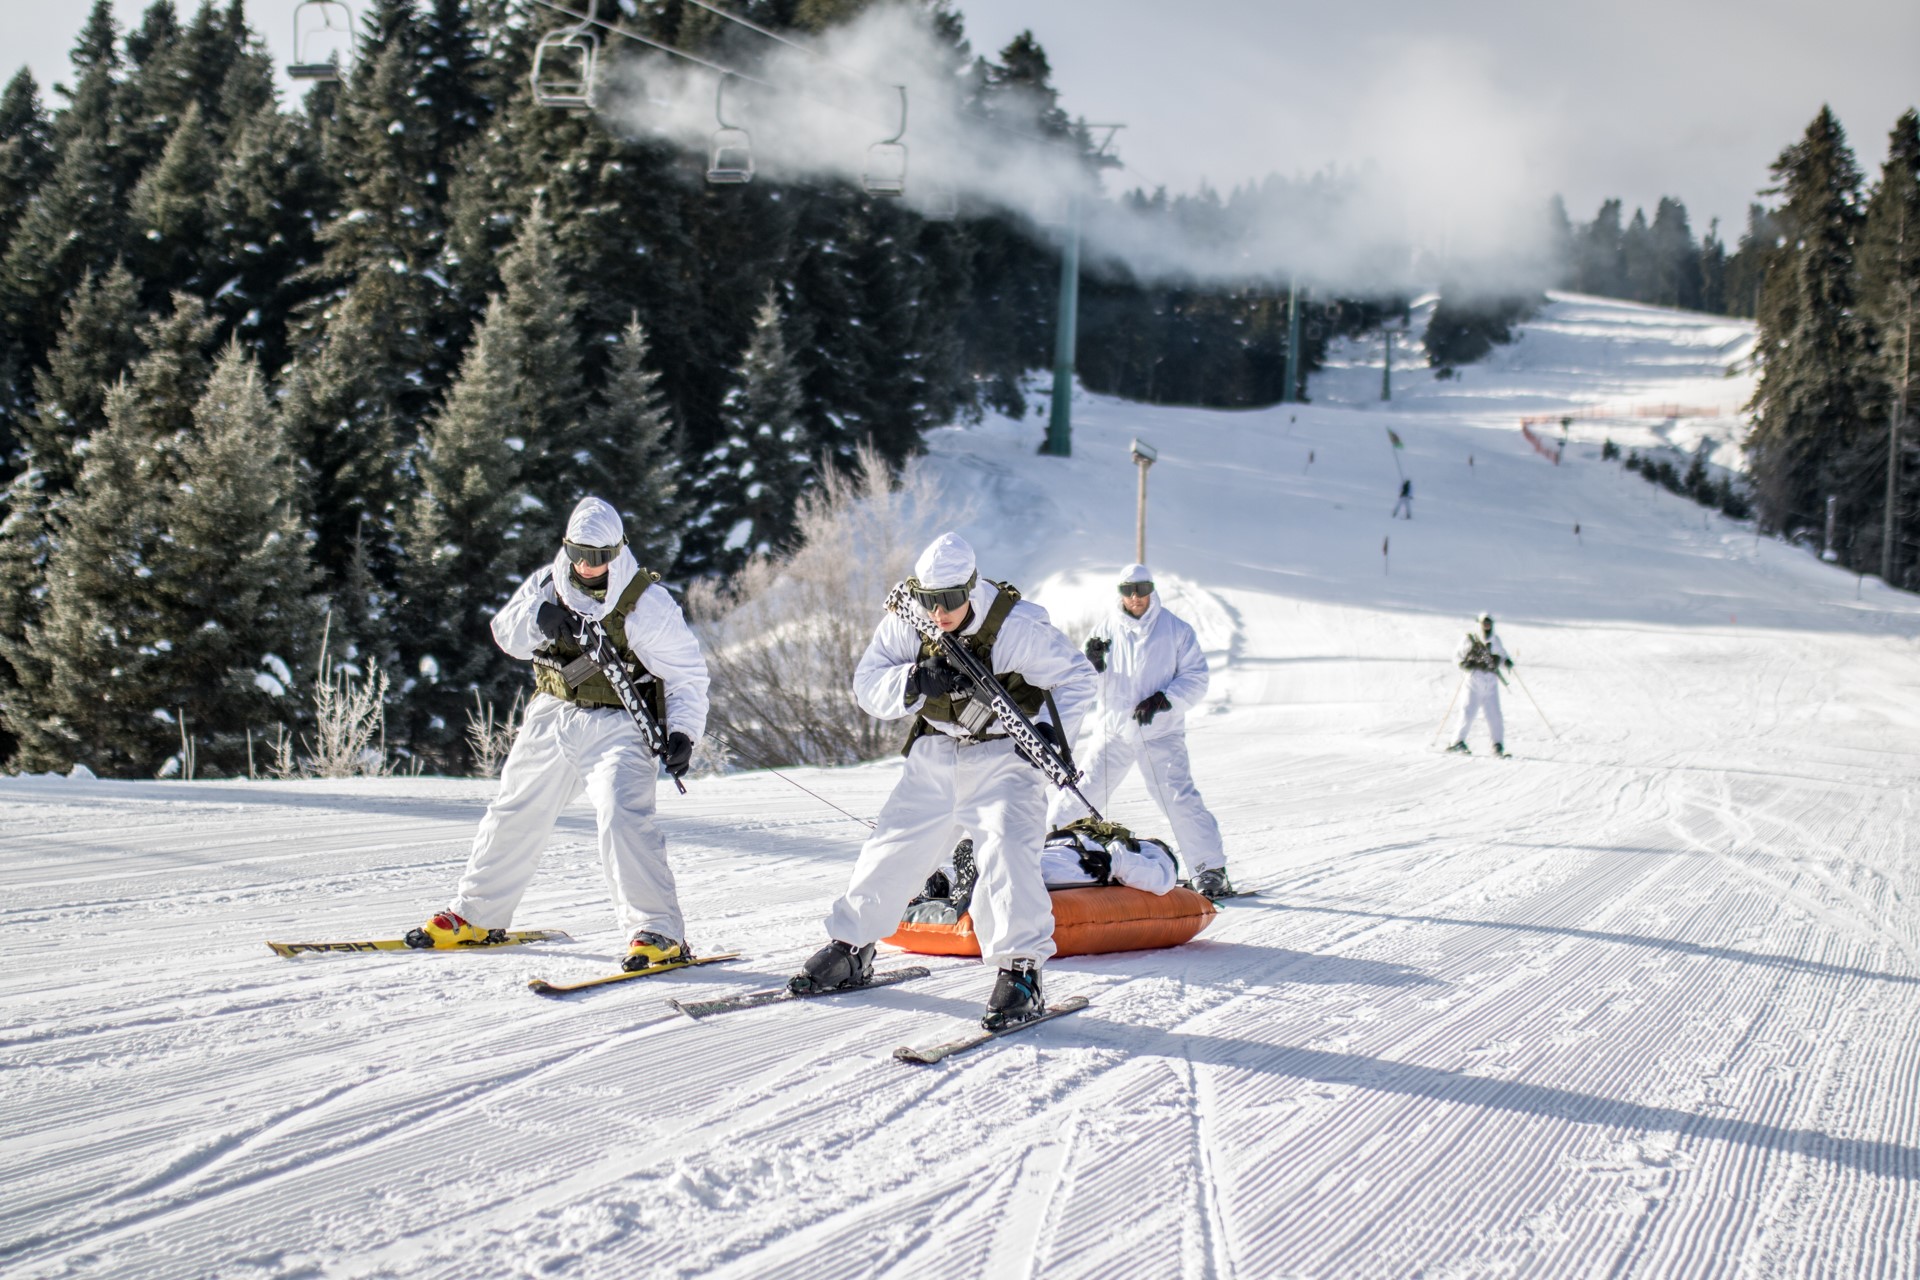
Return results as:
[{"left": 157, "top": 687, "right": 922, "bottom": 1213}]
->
[
  {"left": 464, "top": 690, "right": 524, "bottom": 778},
  {"left": 686, "top": 444, "right": 958, "bottom": 769}
]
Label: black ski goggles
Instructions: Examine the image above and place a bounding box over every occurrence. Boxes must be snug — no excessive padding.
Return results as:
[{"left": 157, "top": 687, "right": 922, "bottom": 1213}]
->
[
  {"left": 564, "top": 539, "right": 624, "bottom": 568},
  {"left": 1118, "top": 581, "right": 1154, "bottom": 598},
  {"left": 907, "top": 572, "right": 976, "bottom": 612}
]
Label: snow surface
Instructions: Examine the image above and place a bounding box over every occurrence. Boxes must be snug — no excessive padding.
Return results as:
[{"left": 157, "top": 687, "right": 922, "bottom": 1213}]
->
[{"left": 6, "top": 294, "right": 1920, "bottom": 1279}]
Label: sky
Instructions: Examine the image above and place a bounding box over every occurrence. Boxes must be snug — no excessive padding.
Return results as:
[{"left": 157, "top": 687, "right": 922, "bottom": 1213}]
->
[{"left": 4, "top": 0, "right": 1915, "bottom": 245}]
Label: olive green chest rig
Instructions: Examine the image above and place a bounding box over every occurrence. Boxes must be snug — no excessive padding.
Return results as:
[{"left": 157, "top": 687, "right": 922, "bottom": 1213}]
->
[
  {"left": 531, "top": 568, "right": 668, "bottom": 722},
  {"left": 903, "top": 581, "right": 1048, "bottom": 754}
]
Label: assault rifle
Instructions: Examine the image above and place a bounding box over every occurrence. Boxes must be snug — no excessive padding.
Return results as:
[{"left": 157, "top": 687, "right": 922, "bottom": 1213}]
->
[
  {"left": 575, "top": 614, "right": 686, "bottom": 795},
  {"left": 885, "top": 584, "right": 1103, "bottom": 821}
]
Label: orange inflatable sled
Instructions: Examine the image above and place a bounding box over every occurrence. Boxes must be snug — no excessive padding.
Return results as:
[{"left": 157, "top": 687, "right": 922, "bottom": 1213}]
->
[{"left": 883, "top": 884, "right": 1217, "bottom": 958}]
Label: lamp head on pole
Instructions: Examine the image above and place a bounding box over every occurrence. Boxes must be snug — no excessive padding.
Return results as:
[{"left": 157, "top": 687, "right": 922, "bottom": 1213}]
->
[{"left": 1129, "top": 438, "right": 1157, "bottom": 467}]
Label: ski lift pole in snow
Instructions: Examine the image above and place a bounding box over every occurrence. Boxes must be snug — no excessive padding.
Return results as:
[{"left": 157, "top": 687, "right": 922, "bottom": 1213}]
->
[
  {"left": 1382, "top": 535, "right": 1389, "bottom": 575},
  {"left": 1042, "top": 125, "right": 1124, "bottom": 458},
  {"left": 1130, "top": 438, "right": 1157, "bottom": 563},
  {"left": 287, "top": 0, "right": 357, "bottom": 81}
]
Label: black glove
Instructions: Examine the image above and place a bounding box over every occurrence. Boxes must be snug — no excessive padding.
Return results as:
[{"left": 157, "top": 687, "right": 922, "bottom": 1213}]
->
[
  {"left": 1504, "top": 657, "right": 1514, "bottom": 670},
  {"left": 662, "top": 731, "right": 694, "bottom": 778},
  {"left": 1032, "top": 720, "right": 1059, "bottom": 747},
  {"left": 905, "top": 654, "right": 967, "bottom": 702},
  {"left": 1083, "top": 636, "right": 1109, "bottom": 673},
  {"left": 534, "top": 600, "right": 572, "bottom": 644},
  {"left": 1133, "top": 690, "right": 1173, "bottom": 724},
  {"left": 1075, "top": 843, "right": 1113, "bottom": 883}
]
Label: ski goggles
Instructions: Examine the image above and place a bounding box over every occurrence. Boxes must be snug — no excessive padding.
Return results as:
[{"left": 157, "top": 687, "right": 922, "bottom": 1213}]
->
[
  {"left": 564, "top": 539, "right": 624, "bottom": 568},
  {"left": 906, "top": 572, "right": 977, "bottom": 612},
  {"left": 1118, "top": 581, "right": 1154, "bottom": 598}
]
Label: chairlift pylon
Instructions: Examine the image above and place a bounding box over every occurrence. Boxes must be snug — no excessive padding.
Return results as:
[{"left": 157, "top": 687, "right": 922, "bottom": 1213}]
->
[
  {"left": 861, "top": 85, "right": 907, "bottom": 197},
  {"left": 287, "top": 0, "right": 356, "bottom": 82},
  {"left": 531, "top": 0, "right": 601, "bottom": 110},
  {"left": 707, "top": 74, "right": 754, "bottom": 185}
]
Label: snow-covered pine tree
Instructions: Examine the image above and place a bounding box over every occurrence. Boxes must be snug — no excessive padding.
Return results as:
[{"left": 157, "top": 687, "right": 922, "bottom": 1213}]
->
[
  {"left": 0, "top": 70, "right": 54, "bottom": 268},
  {"left": 149, "top": 340, "right": 321, "bottom": 776},
  {"left": 26, "top": 262, "right": 145, "bottom": 495},
  {"left": 1747, "top": 106, "right": 1868, "bottom": 543},
  {"left": 588, "top": 314, "right": 685, "bottom": 570},
  {"left": 1854, "top": 110, "right": 1920, "bottom": 585},
  {"left": 395, "top": 300, "right": 530, "bottom": 767},
  {"left": 19, "top": 359, "right": 191, "bottom": 776},
  {"left": 685, "top": 289, "right": 810, "bottom": 576},
  {"left": 491, "top": 198, "right": 587, "bottom": 549},
  {"left": 127, "top": 102, "right": 217, "bottom": 301},
  {"left": 202, "top": 101, "right": 334, "bottom": 375}
]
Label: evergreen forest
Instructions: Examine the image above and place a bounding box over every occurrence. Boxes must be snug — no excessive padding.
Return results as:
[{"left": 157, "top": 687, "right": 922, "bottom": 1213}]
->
[{"left": 0, "top": 1, "right": 1914, "bottom": 779}]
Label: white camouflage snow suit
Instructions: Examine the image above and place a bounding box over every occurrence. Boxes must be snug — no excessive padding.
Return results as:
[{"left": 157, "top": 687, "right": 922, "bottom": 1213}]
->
[
  {"left": 1047, "top": 573, "right": 1225, "bottom": 876},
  {"left": 823, "top": 534, "right": 1097, "bottom": 970},
  {"left": 449, "top": 498, "right": 711, "bottom": 940},
  {"left": 1454, "top": 626, "right": 1511, "bottom": 748}
]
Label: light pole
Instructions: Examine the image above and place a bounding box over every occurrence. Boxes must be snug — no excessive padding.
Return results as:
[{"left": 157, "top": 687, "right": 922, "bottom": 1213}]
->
[{"left": 1130, "top": 438, "right": 1157, "bottom": 563}]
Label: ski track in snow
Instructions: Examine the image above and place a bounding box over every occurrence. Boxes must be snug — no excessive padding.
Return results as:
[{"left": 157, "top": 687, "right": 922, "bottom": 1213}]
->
[{"left": 5, "top": 295, "right": 1920, "bottom": 1277}]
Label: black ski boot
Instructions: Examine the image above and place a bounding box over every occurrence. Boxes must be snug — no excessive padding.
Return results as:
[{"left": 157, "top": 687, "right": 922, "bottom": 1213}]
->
[
  {"left": 1193, "top": 867, "right": 1237, "bottom": 900},
  {"left": 982, "top": 958, "right": 1044, "bottom": 1030},
  {"left": 787, "top": 940, "right": 875, "bottom": 995},
  {"left": 1445, "top": 740, "right": 1470, "bottom": 755},
  {"left": 1493, "top": 741, "right": 1508, "bottom": 758},
  {"left": 910, "top": 869, "right": 952, "bottom": 905},
  {"left": 949, "top": 839, "right": 979, "bottom": 914}
]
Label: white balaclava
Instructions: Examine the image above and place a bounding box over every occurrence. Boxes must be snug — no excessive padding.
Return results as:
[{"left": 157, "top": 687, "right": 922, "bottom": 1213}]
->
[
  {"left": 566, "top": 496, "right": 625, "bottom": 549},
  {"left": 914, "top": 532, "right": 977, "bottom": 589},
  {"left": 1119, "top": 562, "right": 1153, "bottom": 587}
]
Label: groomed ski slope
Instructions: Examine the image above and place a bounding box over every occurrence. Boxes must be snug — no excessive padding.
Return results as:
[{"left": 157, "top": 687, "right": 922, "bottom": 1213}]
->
[{"left": 5, "top": 293, "right": 1920, "bottom": 1279}]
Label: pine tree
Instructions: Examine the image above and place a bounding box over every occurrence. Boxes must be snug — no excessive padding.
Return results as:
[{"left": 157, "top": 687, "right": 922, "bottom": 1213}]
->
[
  {"left": 127, "top": 102, "right": 218, "bottom": 300},
  {"left": 684, "top": 289, "right": 810, "bottom": 575},
  {"left": 491, "top": 199, "right": 587, "bottom": 547},
  {"left": 1747, "top": 106, "right": 1868, "bottom": 544},
  {"left": 1650, "top": 197, "right": 1703, "bottom": 310},
  {"left": 203, "top": 102, "right": 335, "bottom": 374},
  {"left": 395, "top": 301, "right": 529, "bottom": 766},
  {"left": 27, "top": 263, "right": 146, "bottom": 494},
  {"left": 1855, "top": 110, "right": 1920, "bottom": 585},
  {"left": 150, "top": 341, "right": 321, "bottom": 775},
  {"left": 0, "top": 70, "right": 54, "bottom": 265},
  {"left": 1622, "top": 207, "right": 1656, "bottom": 302},
  {"left": 1699, "top": 218, "right": 1729, "bottom": 315},
  {"left": 1544, "top": 196, "right": 1577, "bottom": 289},
  {"left": 18, "top": 379, "right": 177, "bottom": 773},
  {"left": 588, "top": 315, "right": 685, "bottom": 569},
  {"left": 1577, "top": 199, "right": 1626, "bottom": 296}
]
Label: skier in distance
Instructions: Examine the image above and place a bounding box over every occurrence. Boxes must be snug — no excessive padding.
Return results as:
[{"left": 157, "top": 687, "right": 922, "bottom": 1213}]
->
[
  {"left": 789, "top": 532, "right": 1096, "bottom": 1030},
  {"left": 1391, "top": 478, "right": 1413, "bottom": 519},
  {"left": 1049, "top": 564, "right": 1234, "bottom": 896},
  {"left": 407, "top": 497, "right": 711, "bottom": 970},
  {"left": 1447, "top": 611, "right": 1513, "bottom": 757}
]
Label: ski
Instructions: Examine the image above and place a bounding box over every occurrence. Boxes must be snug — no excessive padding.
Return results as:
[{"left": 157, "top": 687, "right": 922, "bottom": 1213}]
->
[
  {"left": 894, "top": 995, "right": 1092, "bottom": 1065},
  {"left": 669, "top": 965, "right": 931, "bottom": 1021},
  {"left": 529, "top": 952, "right": 742, "bottom": 994},
  {"left": 266, "top": 929, "right": 571, "bottom": 958}
]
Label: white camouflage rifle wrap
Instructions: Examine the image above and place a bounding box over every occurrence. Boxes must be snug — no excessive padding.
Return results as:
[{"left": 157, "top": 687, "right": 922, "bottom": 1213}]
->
[
  {"left": 576, "top": 615, "right": 687, "bottom": 795},
  {"left": 884, "top": 583, "right": 1105, "bottom": 822}
]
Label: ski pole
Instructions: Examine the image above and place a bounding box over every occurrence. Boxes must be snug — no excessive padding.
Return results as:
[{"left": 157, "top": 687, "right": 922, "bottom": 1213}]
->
[
  {"left": 1510, "top": 667, "right": 1559, "bottom": 738},
  {"left": 1433, "top": 673, "right": 1465, "bottom": 744},
  {"left": 708, "top": 732, "right": 875, "bottom": 831}
]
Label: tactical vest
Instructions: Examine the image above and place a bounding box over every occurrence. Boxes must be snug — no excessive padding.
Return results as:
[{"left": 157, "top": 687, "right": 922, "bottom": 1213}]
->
[
  {"left": 902, "top": 581, "right": 1048, "bottom": 755},
  {"left": 1461, "top": 634, "right": 1500, "bottom": 672},
  {"left": 530, "top": 568, "right": 669, "bottom": 722}
]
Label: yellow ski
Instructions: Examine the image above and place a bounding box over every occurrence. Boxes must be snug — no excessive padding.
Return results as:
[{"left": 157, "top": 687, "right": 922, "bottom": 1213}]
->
[{"left": 266, "top": 929, "right": 572, "bottom": 957}]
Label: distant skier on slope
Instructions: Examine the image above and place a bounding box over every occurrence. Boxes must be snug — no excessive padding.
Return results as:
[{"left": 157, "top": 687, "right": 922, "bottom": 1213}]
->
[
  {"left": 788, "top": 532, "right": 1096, "bottom": 1030},
  {"left": 1391, "top": 478, "right": 1413, "bottom": 519},
  {"left": 1447, "top": 611, "right": 1513, "bottom": 757},
  {"left": 406, "top": 497, "right": 711, "bottom": 969},
  {"left": 1048, "top": 564, "right": 1234, "bottom": 898}
]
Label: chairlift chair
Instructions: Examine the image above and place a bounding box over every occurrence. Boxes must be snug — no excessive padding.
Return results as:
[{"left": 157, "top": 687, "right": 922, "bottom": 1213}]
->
[
  {"left": 531, "top": 0, "right": 600, "bottom": 110},
  {"left": 922, "top": 183, "right": 958, "bottom": 222},
  {"left": 706, "top": 75, "right": 754, "bottom": 185},
  {"left": 287, "top": 0, "right": 356, "bottom": 81},
  {"left": 861, "top": 85, "right": 908, "bottom": 197}
]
